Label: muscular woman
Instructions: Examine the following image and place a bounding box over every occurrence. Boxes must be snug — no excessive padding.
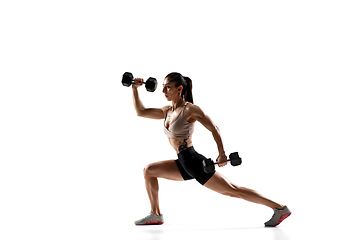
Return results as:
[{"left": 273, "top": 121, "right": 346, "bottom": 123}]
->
[{"left": 131, "top": 72, "right": 291, "bottom": 227}]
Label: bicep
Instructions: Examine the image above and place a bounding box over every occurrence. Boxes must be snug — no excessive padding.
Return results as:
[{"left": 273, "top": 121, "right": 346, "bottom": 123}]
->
[
  {"left": 139, "top": 105, "right": 170, "bottom": 120},
  {"left": 140, "top": 108, "right": 165, "bottom": 119}
]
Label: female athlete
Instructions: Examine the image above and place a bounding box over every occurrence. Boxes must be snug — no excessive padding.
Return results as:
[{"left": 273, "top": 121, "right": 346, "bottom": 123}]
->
[{"left": 131, "top": 72, "right": 291, "bottom": 227}]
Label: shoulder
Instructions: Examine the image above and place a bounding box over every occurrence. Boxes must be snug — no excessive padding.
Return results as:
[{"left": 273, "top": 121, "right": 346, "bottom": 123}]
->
[
  {"left": 184, "top": 102, "right": 201, "bottom": 112},
  {"left": 184, "top": 103, "right": 205, "bottom": 121}
]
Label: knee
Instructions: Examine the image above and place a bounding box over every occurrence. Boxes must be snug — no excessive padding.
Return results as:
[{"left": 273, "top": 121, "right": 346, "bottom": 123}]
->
[
  {"left": 222, "top": 191, "right": 238, "bottom": 198},
  {"left": 221, "top": 184, "right": 240, "bottom": 198},
  {"left": 237, "top": 187, "right": 257, "bottom": 199},
  {"left": 222, "top": 184, "right": 251, "bottom": 199},
  {"left": 143, "top": 163, "right": 156, "bottom": 178}
]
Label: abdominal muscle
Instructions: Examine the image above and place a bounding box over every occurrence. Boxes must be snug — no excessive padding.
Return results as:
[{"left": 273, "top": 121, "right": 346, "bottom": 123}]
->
[{"left": 168, "top": 137, "right": 193, "bottom": 154}]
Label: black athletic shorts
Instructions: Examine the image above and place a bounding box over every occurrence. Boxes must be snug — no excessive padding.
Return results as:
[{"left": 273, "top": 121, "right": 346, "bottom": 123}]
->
[{"left": 175, "top": 146, "right": 215, "bottom": 185}]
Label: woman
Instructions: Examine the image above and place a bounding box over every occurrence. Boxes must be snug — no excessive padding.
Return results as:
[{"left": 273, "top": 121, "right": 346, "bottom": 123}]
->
[{"left": 131, "top": 72, "right": 291, "bottom": 227}]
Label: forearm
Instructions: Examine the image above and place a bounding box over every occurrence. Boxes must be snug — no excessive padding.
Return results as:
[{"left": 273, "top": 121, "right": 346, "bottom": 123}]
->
[
  {"left": 212, "top": 126, "right": 225, "bottom": 155},
  {"left": 132, "top": 87, "right": 145, "bottom": 116}
]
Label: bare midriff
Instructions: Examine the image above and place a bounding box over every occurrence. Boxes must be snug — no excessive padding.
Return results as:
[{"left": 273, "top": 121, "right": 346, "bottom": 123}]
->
[{"left": 168, "top": 137, "right": 193, "bottom": 154}]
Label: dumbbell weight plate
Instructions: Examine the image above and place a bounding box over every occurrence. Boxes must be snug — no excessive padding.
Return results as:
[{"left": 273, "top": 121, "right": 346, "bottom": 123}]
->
[
  {"left": 230, "top": 158, "right": 242, "bottom": 166},
  {"left": 145, "top": 77, "right": 157, "bottom": 92},
  {"left": 202, "top": 158, "right": 215, "bottom": 173},
  {"left": 122, "top": 72, "right": 133, "bottom": 87},
  {"left": 229, "top": 152, "right": 242, "bottom": 166}
]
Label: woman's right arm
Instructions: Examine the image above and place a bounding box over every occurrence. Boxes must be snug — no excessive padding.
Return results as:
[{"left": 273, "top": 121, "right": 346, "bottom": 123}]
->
[{"left": 132, "top": 78, "right": 168, "bottom": 119}]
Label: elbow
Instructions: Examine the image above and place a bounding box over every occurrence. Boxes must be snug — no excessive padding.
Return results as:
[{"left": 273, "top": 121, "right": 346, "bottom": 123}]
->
[{"left": 136, "top": 108, "right": 146, "bottom": 117}]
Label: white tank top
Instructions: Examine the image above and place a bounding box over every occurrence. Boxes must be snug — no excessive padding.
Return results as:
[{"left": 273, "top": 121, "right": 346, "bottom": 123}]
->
[{"left": 163, "top": 102, "right": 195, "bottom": 139}]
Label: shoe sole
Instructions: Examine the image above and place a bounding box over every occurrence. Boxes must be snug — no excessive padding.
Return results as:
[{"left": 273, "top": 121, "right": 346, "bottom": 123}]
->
[
  {"left": 135, "top": 219, "right": 164, "bottom": 225},
  {"left": 265, "top": 212, "right": 291, "bottom": 227}
]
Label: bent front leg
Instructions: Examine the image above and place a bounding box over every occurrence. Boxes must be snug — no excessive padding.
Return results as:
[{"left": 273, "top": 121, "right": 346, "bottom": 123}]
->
[{"left": 143, "top": 160, "right": 184, "bottom": 216}]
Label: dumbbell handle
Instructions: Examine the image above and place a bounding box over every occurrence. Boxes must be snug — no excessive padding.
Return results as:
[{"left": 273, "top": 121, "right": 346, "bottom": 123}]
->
[
  {"left": 203, "top": 152, "right": 241, "bottom": 173},
  {"left": 210, "top": 152, "right": 241, "bottom": 165},
  {"left": 212, "top": 159, "right": 232, "bottom": 165},
  {"left": 131, "top": 79, "right": 149, "bottom": 84}
]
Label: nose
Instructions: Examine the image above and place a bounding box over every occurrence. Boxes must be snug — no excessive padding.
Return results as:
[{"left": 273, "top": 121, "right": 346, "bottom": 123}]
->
[{"left": 162, "top": 86, "right": 166, "bottom": 93}]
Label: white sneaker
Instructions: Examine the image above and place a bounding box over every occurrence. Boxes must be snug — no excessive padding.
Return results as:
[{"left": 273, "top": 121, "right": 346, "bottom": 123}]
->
[
  {"left": 264, "top": 206, "right": 291, "bottom": 227},
  {"left": 134, "top": 212, "right": 164, "bottom": 225}
]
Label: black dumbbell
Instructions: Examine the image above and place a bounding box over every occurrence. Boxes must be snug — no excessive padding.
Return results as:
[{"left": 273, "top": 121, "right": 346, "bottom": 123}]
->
[
  {"left": 122, "top": 72, "right": 158, "bottom": 92},
  {"left": 202, "top": 152, "right": 242, "bottom": 173}
]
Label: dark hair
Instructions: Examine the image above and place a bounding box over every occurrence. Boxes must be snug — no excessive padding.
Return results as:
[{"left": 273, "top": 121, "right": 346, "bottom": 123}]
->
[{"left": 165, "top": 72, "right": 193, "bottom": 103}]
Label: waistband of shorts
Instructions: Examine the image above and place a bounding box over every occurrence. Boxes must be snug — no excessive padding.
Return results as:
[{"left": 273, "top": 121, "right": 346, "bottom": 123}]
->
[{"left": 177, "top": 146, "right": 196, "bottom": 157}]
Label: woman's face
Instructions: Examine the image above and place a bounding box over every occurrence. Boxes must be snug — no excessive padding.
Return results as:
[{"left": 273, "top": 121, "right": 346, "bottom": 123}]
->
[{"left": 162, "top": 78, "right": 183, "bottom": 101}]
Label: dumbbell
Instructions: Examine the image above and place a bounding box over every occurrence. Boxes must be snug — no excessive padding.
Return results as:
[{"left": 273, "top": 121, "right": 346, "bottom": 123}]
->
[
  {"left": 202, "top": 152, "right": 242, "bottom": 173},
  {"left": 122, "top": 72, "right": 158, "bottom": 92}
]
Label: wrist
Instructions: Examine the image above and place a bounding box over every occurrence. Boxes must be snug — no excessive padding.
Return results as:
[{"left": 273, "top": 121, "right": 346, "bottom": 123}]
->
[{"left": 218, "top": 149, "right": 226, "bottom": 156}]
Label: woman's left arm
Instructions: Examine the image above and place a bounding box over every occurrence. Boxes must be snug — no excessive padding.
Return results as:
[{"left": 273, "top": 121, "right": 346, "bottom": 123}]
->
[{"left": 188, "top": 104, "right": 228, "bottom": 167}]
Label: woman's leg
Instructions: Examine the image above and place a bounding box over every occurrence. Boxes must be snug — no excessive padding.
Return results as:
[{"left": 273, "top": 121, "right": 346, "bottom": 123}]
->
[
  {"left": 204, "top": 172, "right": 284, "bottom": 209},
  {"left": 143, "top": 160, "right": 184, "bottom": 216}
]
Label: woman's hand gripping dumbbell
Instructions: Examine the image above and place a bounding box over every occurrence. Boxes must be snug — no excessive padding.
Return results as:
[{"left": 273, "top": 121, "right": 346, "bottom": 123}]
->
[
  {"left": 202, "top": 152, "right": 242, "bottom": 173},
  {"left": 122, "top": 72, "right": 158, "bottom": 92}
]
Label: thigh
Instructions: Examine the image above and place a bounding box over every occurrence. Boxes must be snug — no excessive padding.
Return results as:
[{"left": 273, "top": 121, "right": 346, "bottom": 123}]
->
[
  {"left": 144, "top": 160, "right": 184, "bottom": 181},
  {"left": 203, "top": 171, "right": 238, "bottom": 194}
]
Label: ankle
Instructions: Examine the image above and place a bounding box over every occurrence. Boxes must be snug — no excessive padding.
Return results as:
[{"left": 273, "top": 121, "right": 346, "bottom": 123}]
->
[
  {"left": 151, "top": 210, "right": 161, "bottom": 216},
  {"left": 275, "top": 205, "right": 285, "bottom": 210}
]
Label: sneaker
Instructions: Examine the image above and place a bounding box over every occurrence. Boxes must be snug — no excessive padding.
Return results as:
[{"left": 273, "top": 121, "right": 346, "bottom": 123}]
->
[
  {"left": 134, "top": 212, "right": 164, "bottom": 225},
  {"left": 264, "top": 206, "right": 291, "bottom": 227}
]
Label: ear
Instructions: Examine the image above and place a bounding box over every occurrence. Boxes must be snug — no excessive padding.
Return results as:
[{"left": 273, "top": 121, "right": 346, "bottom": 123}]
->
[{"left": 178, "top": 86, "right": 183, "bottom": 92}]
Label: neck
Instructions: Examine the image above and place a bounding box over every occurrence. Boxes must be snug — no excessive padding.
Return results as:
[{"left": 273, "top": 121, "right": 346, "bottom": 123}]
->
[{"left": 172, "top": 97, "right": 185, "bottom": 110}]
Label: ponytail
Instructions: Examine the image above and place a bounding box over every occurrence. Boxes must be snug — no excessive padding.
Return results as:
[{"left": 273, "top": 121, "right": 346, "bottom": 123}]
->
[
  {"left": 165, "top": 72, "right": 194, "bottom": 104},
  {"left": 183, "top": 76, "right": 193, "bottom": 104}
]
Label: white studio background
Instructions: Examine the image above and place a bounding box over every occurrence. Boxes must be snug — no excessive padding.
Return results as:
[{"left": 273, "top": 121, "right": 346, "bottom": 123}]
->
[{"left": 1, "top": 0, "right": 359, "bottom": 239}]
